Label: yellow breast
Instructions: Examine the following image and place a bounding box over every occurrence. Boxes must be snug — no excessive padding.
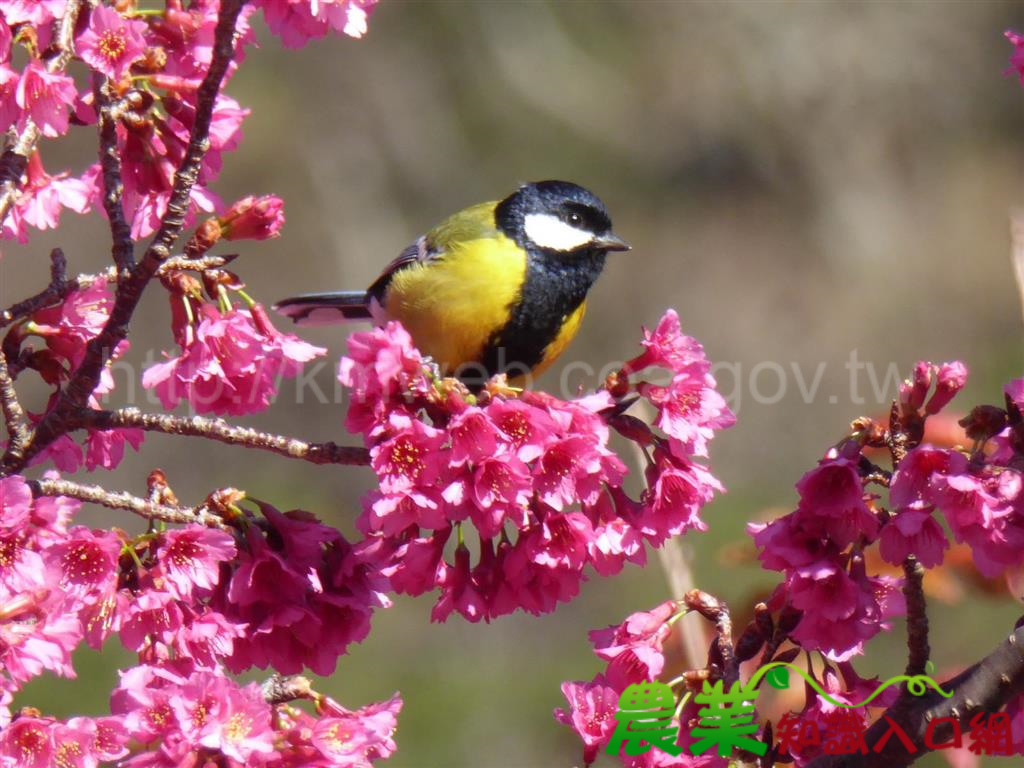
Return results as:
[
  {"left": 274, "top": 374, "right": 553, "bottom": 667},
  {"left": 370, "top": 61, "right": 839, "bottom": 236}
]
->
[
  {"left": 381, "top": 234, "right": 527, "bottom": 375},
  {"left": 529, "top": 301, "right": 587, "bottom": 379}
]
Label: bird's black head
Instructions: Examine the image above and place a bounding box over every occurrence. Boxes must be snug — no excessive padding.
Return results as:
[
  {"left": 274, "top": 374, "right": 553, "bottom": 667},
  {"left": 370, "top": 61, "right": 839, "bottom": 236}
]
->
[{"left": 495, "top": 180, "right": 630, "bottom": 256}]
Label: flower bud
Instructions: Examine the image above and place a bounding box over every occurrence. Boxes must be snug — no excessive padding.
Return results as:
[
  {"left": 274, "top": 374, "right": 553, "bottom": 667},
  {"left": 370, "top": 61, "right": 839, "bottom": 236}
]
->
[
  {"left": 185, "top": 218, "right": 222, "bottom": 259},
  {"left": 217, "top": 195, "right": 285, "bottom": 241},
  {"left": 900, "top": 361, "right": 932, "bottom": 414},
  {"left": 925, "top": 361, "right": 968, "bottom": 415}
]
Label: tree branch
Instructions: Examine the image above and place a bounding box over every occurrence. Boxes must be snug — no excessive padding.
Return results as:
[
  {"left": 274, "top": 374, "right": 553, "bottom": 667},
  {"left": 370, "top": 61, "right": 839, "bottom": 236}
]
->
[
  {"left": 0, "top": 251, "right": 233, "bottom": 334},
  {"left": 147, "top": 0, "right": 245, "bottom": 261},
  {"left": 0, "top": 249, "right": 116, "bottom": 332},
  {"left": 806, "top": 621, "right": 1024, "bottom": 768},
  {"left": 92, "top": 75, "right": 134, "bottom": 274},
  {"left": 0, "top": 0, "right": 86, "bottom": 227},
  {"left": 30, "top": 476, "right": 229, "bottom": 529},
  {"left": 84, "top": 408, "right": 371, "bottom": 466},
  {"left": 12, "top": 0, "right": 248, "bottom": 475},
  {"left": 903, "top": 556, "right": 930, "bottom": 677},
  {"left": 0, "top": 346, "right": 28, "bottom": 463}
]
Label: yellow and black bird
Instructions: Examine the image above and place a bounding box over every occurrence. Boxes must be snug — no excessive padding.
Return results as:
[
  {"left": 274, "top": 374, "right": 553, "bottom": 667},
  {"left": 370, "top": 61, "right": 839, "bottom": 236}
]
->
[{"left": 274, "top": 180, "right": 629, "bottom": 386}]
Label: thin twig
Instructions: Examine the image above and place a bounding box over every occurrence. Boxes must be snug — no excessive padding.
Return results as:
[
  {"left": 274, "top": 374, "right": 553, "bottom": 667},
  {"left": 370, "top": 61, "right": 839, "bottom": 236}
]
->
[
  {"left": 261, "top": 674, "right": 314, "bottom": 705},
  {"left": 0, "top": 249, "right": 113, "bottom": 330},
  {"left": 30, "top": 477, "right": 228, "bottom": 529},
  {"left": 92, "top": 74, "right": 134, "bottom": 273},
  {"left": 0, "top": 250, "right": 232, "bottom": 332},
  {"left": 84, "top": 408, "right": 371, "bottom": 466},
  {"left": 0, "top": 251, "right": 229, "bottom": 332},
  {"left": 14, "top": 0, "right": 248, "bottom": 474},
  {"left": 683, "top": 589, "right": 738, "bottom": 685},
  {"left": 0, "top": 0, "right": 86, "bottom": 226},
  {"left": 158, "top": 253, "right": 237, "bottom": 274},
  {"left": 0, "top": 348, "right": 28, "bottom": 463},
  {"left": 903, "top": 556, "right": 930, "bottom": 677}
]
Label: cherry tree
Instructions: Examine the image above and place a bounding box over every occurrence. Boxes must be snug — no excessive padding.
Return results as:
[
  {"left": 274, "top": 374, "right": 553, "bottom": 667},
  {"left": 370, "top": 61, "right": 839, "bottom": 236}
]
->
[{"left": 1, "top": 3, "right": 1024, "bottom": 767}]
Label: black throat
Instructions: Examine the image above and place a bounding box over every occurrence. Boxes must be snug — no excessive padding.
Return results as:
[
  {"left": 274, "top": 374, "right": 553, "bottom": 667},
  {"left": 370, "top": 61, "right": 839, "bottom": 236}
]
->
[{"left": 479, "top": 247, "right": 607, "bottom": 380}]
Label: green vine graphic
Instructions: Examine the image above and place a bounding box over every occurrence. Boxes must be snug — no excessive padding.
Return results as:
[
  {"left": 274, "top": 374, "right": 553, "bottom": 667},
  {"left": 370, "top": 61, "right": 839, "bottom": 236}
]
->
[{"left": 748, "top": 662, "right": 953, "bottom": 708}]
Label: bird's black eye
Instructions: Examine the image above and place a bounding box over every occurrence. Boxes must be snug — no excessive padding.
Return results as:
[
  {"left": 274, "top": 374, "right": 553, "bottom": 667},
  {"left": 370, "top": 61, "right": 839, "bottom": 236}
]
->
[{"left": 566, "top": 211, "right": 583, "bottom": 226}]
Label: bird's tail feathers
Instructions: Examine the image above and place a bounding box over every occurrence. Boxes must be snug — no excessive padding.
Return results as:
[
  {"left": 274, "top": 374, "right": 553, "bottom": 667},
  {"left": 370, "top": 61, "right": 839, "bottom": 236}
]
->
[{"left": 273, "top": 291, "right": 372, "bottom": 326}]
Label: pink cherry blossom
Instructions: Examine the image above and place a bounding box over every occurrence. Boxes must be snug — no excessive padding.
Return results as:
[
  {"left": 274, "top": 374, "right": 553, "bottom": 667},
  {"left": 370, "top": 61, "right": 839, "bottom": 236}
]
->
[
  {"left": 930, "top": 466, "right": 1024, "bottom": 577},
  {"left": 589, "top": 599, "right": 677, "bottom": 690},
  {"left": 84, "top": 427, "right": 144, "bottom": 471},
  {"left": 44, "top": 526, "right": 121, "bottom": 600},
  {"left": 0, "top": 590, "right": 81, "bottom": 684},
  {"left": 900, "top": 360, "right": 933, "bottom": 413},
  {"left": 379, "top": 529, "right": 449, "bottom": 596},
  {"left": 221, "top": 506, "right": 384, "bottom": 676},
  {"left": 639, "top": 451, "right": 723, "bottom": 544},
  {"left": 1007, "top": 29, "right": 1024, "bottom": 85},
  {"left": 0, "top": 0, "right": 63, "bottom": 27},
  {"left": 554, "top": 674, "right": 620, "bottom": 765},
  {"left": 337, "top": 321, "right": 430, "bottom": 435},
  {"left": 533, "top": 434, "right": 606, "bottom": 511},
  {"left": 156, "top": 526, "right": 236, "bottom": 601},
  {"left": 258, "top": 0, "right": 380, "bottom": 48},
  {"left": 794, "top": 447, "right": 879, "bottom": 547},
  {"left": 0, "top": 716, "right": 55, "bottom": 767},
  {"left": 0, "top": 64, "right": 17, "bottom": 131},
  {"left": 0, "top": 474, "right": 32, "bottom": 531},
  {"left": 787, "top": 560, "right": 904, "bottom": 661},
  {"left": 370, "top": 413, "right": 446, "bottom": 493},
  {"left": 31, "top": 276, "right": 113, "bottom": 369},
  {"left": 1, "top": 151, "right": 92, "bottom": 243},
  {"left": 15, "top": 61, "right": 77, "bottom": 138},
  {"left": 311, "top": 693, "right": 402, "bottom": 764},
  {"left": 77, "top": 5, "right": 148, "bottom": 80},
  {"left": 879, "top": 509, "right": 949, "bottom": 568}
]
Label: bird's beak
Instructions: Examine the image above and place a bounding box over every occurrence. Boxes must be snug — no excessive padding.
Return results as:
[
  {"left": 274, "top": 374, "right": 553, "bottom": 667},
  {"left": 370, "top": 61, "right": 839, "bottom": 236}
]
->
[{"left": 593, "top": 233, "right": 631, "bottom": 252}]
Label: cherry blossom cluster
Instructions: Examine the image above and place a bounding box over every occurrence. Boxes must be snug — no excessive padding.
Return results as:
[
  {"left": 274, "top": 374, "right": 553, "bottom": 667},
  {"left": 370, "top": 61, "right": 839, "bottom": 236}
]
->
[
  {"left": 748, "top": 361, "right": 971, "bottom": 661},
  {"left": 747, "top": 360, "right": 1024, "bottom": 666},
  {"left": 18, "top": 275, "right": 144, "bottom": 471},
  {"left": 2, "top": 665, "right": 400, "bottom": 767},
  {"left": 0, "top": 470, "right": 399, "bottom": 765},
  {"left": 142, "top": 273, "right": 326, "bottom": 417},
  {"left": 337, "top": 310, "right": 735, "bottom": 622},
  {"left": 0, "top": 0, "right": 376, "bottom": 248},
  {"left": 17, "top": 249, "right": 323, "bottom": 468},
  {"left": 554, "top": 600, "right": 685, "bottom": 766},
  {"left": 555, "top": 360, "right": 1024, "bottom": 765}
]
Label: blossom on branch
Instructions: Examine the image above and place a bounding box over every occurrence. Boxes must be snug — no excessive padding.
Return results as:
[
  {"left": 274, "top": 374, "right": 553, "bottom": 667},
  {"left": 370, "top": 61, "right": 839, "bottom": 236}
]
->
[
  {"left": 76, "top": 4, "right": 148, "bottom": 81},
  {"left": 338, "top": 310, "right": 734, "bottom": 622},
  {"left": 143, "top": 302, "right": 325, "bottom": 416}
]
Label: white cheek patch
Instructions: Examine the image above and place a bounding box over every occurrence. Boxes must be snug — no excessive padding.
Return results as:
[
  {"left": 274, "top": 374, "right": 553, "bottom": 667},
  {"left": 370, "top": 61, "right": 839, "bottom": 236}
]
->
[{"left": 523, "top": 213, "right": 594, "bottom": 252}]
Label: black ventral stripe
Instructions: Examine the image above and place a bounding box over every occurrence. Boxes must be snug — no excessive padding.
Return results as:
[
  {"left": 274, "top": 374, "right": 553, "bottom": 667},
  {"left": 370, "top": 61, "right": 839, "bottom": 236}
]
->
[{"left": 479, "top": 248, "right": 607, "bottom": 378}]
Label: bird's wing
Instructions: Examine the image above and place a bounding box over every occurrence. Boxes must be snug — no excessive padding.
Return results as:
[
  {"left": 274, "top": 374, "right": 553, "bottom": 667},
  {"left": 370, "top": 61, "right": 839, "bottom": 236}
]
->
[
  {"left": 366, "top": 237, "right": 430, "bottom": 301},
  {"left": 366, "top": 201, "right": 501, "bottom": 301}
]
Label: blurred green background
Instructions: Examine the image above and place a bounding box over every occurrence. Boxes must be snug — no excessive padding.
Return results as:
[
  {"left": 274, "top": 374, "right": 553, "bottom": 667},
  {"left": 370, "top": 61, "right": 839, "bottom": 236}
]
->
[{"left": 8, "top": 0, "right": 1024, "bottom": 765}]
